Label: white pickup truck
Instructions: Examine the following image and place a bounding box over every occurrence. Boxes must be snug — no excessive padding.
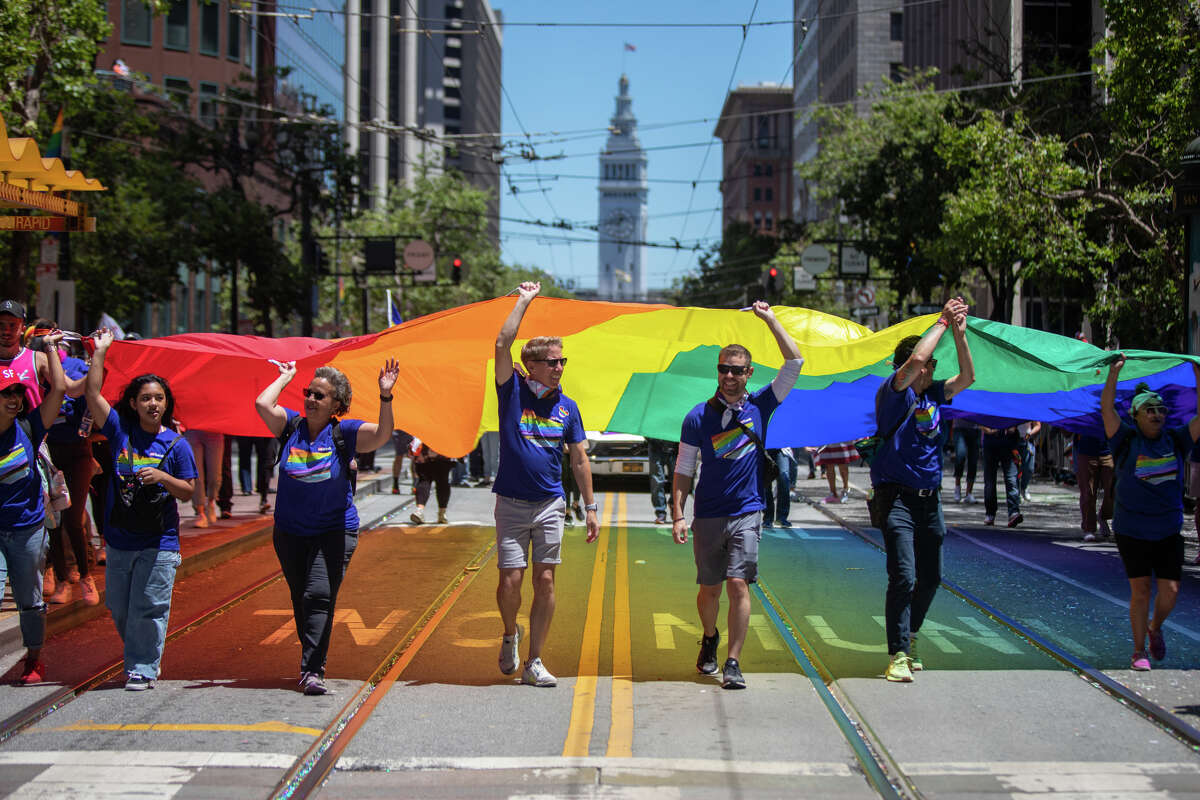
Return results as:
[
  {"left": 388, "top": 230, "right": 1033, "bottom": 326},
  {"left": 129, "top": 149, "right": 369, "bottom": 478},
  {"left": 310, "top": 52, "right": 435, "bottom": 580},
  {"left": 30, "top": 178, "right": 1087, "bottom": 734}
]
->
[{"left": 585, "top": 432, "right": 649, "bottom": 476}]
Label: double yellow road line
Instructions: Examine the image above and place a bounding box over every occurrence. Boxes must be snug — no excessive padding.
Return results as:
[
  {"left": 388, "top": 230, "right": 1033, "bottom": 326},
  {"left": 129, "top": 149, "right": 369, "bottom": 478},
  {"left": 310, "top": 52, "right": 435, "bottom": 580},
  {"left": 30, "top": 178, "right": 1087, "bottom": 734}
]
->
[{"left": 562, "top": 492, "right": 634, "bottom": 757}]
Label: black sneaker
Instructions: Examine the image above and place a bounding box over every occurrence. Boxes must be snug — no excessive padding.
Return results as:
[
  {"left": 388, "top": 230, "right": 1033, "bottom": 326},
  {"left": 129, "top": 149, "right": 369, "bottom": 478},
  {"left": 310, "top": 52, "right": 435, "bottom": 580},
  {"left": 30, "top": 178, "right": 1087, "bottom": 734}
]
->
[
  {"left": 696, "top": 629, "right": 720, "bottom": 674},
  {"left": 721, "top": 658, "right": 746, "bottom": 690}
]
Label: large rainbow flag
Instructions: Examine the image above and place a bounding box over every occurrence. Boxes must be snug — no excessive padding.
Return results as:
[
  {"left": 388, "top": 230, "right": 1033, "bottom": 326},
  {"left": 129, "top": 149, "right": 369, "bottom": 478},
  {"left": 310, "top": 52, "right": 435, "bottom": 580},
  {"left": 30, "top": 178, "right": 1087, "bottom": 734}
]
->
[{"left": 100, "top": 297, "right": 1199, "bottom": 456}]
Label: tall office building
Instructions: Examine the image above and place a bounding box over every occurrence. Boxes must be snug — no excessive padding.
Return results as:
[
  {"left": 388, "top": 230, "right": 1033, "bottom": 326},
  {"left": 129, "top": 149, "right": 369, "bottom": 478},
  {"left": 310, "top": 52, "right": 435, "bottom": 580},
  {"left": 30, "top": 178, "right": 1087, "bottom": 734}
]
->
[
  {"left": 596, "top": 75, "right": 648, "bottom": 301},
  {"left": 791, "top": 1, "right": 904, "bottom": 222},
  {"left": 714, "top": 84, "right": 794, "bottom": 238},
  {"left": 347, "top": 0, "right": 502, "bottom": 247}
]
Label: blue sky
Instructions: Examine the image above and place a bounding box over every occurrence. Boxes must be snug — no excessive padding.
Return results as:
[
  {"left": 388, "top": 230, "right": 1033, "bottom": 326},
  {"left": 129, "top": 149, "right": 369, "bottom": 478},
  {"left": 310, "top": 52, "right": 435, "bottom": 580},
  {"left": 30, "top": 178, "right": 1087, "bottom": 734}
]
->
[{"left": 495, "top": 1, "right": 795, "bottom": 292}]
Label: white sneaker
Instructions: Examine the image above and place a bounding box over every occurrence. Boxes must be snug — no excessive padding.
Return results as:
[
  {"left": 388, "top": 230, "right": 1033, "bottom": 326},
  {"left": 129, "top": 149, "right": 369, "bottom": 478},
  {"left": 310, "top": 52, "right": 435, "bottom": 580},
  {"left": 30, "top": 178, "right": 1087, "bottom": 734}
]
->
[
  {"left": 840, "top": 489, "right": 849, "bottom": 503},
  {"left": 521, "top": 657, "right": 557, "bottom": 687},
  {"left": 984, "top": 515, "right": 995, "bottom": 526},
  {"left": 1021, "top": 490, "right": 1032, "bottom": 502},
  {"left": 964, "top": 493, "right": 976, "bottom": 504},
  {"left": 954, "top": 487, "right": 962, "bottom": 502},
  {"left": 499, "top": 625, "right": 522, "bottom": 675},
  {"left": 1083, "top": 531, "right": 1097, "bottom": 542}
]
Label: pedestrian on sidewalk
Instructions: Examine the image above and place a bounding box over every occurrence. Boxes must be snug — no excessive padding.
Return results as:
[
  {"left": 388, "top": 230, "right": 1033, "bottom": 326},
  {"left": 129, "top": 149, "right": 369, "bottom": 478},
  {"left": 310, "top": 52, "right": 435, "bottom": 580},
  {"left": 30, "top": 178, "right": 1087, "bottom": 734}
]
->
[
  {"left": 871, "top": 298, "right": 974, "bottom": 683},
  {"left": 255, "top": 357, "right": 399, "bottom": 695},
  {"left": 409, "top": 437, "right": 454, "bottom": 525},
  {"left": 763, "top": 447, "right": 798, "bottom": 527},
  {"left": 2, "top": 331, "right": 67, "bottom": 685},
  {"left": 1101, "top": 356, "right": 1200, "bottom": 671},
  {"left": 1075, "top": 432, "right": 1113, "bottom": 541},
  {"left": 950, "top": 417, "right": 979, "bottom": 503},
  {"left": 492, "top": 282, "right": 599, "bottom": 688},
  {"left": 671, "top": 301, "right": 803, "bottom": 690},
  {"left": 981, "top": 425, "right": 1023, "bottom": 527},
  {"left": 647, "top": 437, "right": 677, "bottom": 525},
  {"left": 182, "top": 427, "right": 222, "bottom": 529},
  {"left": 814, "top": 442, "right": 856, "bottom": 504},
  {"left": 85, "top": 329, "right": 197, "bottom": 691}
]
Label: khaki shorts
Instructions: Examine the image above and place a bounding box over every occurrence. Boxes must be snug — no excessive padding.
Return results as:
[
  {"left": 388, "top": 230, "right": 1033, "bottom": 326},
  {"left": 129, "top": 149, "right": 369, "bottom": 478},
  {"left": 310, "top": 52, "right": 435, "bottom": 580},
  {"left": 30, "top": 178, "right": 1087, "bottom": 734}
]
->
[
  {"left": 691, "top": 511, "right": 762, "bottom": 585},
  {"left": 495, "top": 494, "right": 566, "bottom": 569}
]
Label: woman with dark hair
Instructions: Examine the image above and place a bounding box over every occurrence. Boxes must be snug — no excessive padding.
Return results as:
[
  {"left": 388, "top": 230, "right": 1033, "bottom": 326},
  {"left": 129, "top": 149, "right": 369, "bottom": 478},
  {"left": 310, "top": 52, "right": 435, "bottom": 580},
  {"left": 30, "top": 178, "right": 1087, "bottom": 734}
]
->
[
  {"left": 1101, "top": 356, "right": 1200, "bottom": 671},
  {"left": 255, "top": 358, "right": 398, "bottom": 695},
  {"left": 1, "top": 331, "right": 66, "bottom": 684},
  {"left": 85, "top": 329, "right": 196, "bottom": 690},
  {"left": 409, "top": 437, "right": 454, "bottom": 525}
]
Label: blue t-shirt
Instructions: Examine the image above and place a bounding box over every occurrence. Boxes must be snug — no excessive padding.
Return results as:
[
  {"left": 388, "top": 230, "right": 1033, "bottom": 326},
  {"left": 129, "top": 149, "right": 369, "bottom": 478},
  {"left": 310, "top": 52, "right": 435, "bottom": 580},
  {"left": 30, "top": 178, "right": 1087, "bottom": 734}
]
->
[
  {"left": 681, "top": 385, "right": 781, "bottom": 518},
  {"left": 274, "top": 410, "right": 364, "bottom": 536},
  {"left": 869, "top": 373, "right": 949, "bottom": 491},
  {"left": 492, "top": 374, "right": 585, "bottom": 502},
  {"left": 101, "top": 409, "right": 197, "bottom": 552},
  {"left": 1110, "top": 422, "right": 1193, "bottom": 540},
  {"left": 45, "top": 356, "right": 88, "bottom": 444},
  {"left": 0, "top": 414, "right": 48, "bottom": 531}
]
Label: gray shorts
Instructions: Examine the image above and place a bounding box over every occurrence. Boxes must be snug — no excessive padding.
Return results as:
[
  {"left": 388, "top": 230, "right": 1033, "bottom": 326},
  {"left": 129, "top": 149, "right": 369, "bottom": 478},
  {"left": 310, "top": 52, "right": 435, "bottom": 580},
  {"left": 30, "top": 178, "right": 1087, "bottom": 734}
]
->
[
  {"left": 691, "top": 511, "right": 762, "bottom": 585},
  {"left": 495, "top": 494, "right": 566, "bottom": 569}
]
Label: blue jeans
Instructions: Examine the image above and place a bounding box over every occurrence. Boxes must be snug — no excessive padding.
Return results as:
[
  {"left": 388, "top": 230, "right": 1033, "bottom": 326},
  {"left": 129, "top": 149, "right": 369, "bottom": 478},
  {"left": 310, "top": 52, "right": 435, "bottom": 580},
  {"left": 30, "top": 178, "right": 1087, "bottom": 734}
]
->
[
  {"left": 763, "top": 449, "right": 797, "bottom": 525},
  {"left": 647, "top": 439, "right": 677, "bottom": 516},
  {"left": 105, "top": 546, "right": 181, "bottom": 679},
  {"left": 983, "top": 437, "right": 1021, "bottom": 518},
  {"left": 952, "top": 427, "right": 980, "bottom": 487},
  {"left": 881, "top": 486, "right": 945, "bottom": 655},
  {"left": 1020, "top": 440, "right": 1036, "bottom": 493},
  {"left": 0, "top": 524, "right": 48, "bottom": 649}
]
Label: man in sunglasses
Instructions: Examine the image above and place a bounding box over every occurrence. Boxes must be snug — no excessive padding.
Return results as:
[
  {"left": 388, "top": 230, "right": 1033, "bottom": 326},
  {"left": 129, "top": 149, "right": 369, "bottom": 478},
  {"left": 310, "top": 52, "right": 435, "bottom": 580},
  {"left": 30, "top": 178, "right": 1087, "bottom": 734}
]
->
[
  {"left": 670, "top": 301, "right": 803, "bottom": 690},
  {"left": 872, "top": 297, "right": 973, "bottom": 683},
  {"left": 492, "top": 282, "right": 600, "bottom": 688}
]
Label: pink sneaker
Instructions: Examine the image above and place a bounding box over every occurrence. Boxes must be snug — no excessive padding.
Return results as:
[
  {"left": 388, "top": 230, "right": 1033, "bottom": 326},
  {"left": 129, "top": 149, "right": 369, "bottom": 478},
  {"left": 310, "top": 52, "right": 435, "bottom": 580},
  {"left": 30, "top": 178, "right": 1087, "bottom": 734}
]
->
[{"left": 1130, "top": 651, "right": 1151, "bottom": 671}]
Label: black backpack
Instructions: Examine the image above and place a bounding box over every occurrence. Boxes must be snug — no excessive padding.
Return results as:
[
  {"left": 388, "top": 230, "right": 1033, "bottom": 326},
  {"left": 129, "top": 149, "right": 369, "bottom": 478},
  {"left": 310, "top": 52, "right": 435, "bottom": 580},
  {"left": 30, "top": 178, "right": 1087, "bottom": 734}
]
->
[
  {"left": 274, "top": 416, "right": 357, "bottom": 492},
  {"left": 110, "top": 431, "right": 184, "bottom": 535}
]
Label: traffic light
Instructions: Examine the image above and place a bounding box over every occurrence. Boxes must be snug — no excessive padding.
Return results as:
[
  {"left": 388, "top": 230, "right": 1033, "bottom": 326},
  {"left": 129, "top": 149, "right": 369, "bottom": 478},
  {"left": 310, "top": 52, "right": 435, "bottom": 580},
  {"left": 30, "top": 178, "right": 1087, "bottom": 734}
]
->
[
  {"left": 764, "top": 265, "right": 779, "bottom": 297},
  {"left": 451, "top": 257, "right": 463, "bottom": 284}
]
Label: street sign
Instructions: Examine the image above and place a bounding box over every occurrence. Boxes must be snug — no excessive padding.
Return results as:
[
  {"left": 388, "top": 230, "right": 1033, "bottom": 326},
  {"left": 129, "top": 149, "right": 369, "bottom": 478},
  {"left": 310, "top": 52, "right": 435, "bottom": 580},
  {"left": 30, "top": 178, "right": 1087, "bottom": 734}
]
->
[
  {"left": 908, "top": 303, "right": 942, "bottom": 315},
  {"left": 793, "top": 267, "right": 816, "bottom": 290},
  {"left": 854, "top": 285, "right": 875, "bottom": 306},
  {"left": 0, "top": 216, "right": 95, "bottom": 232},
  {"left": 403, "top": 239, "right": 434, "bottom": 271},
  {"left": 841, "top": 245, "right": 869, "bottom": 275},
  {"left": 800, "top": 244, "right": 832, "bottom": 275},
  {"left": 852, "top": 305, "right": 880, "bottom": 317}
]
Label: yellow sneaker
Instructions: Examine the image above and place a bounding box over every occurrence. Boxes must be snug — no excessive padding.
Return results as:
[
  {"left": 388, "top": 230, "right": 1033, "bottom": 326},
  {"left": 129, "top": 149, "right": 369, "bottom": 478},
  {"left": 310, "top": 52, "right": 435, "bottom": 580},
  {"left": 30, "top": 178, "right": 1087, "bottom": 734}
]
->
[{"left": 885, "top": 652, "right": 913, "bottom": 682}]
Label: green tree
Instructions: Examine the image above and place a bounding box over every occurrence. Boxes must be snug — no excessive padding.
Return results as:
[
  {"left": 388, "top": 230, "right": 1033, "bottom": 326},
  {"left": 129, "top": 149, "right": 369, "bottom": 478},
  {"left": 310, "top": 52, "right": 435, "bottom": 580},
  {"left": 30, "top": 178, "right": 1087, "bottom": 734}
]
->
[
  {"left": 797, "top": 73, "right": 966, "bottom": 313},
  {"left": 313, "top": 165, "right": 571, "bottom": 335},
  {"left": 672, "top": 221, "right": 781, "bottom": 308},
  {"left": 0, "top": 0, "right": 116, "bottom": 301}
]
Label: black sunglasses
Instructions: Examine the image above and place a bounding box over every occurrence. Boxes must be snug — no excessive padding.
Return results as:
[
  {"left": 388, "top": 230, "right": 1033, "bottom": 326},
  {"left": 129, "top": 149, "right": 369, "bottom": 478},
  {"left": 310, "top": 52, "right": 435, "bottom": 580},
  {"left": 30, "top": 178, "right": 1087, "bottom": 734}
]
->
[
  {"left": 717, "top": 364, "right": 749, "bottom": 376},
  {"left": 0, "top": 386, "right": 23, "bottom": 397},
  {"left": 302, "top": 388, "right": 327, "bottom": 401},
  {"left": 532, "top": 358, "right": 568, "bottom": 367}
]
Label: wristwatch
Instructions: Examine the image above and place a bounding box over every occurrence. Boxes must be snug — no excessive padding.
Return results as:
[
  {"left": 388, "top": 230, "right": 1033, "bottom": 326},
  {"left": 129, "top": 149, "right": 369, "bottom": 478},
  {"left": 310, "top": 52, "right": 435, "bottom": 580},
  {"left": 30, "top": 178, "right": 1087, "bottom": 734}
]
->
[{"left": 584, "top": 502, "right": 599, "bottom": 513}]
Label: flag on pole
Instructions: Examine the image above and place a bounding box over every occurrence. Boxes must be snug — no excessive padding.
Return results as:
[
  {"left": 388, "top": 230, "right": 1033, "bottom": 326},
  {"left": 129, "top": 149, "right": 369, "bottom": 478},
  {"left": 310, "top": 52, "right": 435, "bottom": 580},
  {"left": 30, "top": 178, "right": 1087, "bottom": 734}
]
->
[
  {"left": 44, "top": 109, "right": 64, "bottom": 159},
  {"left": 385, "top": 290, "right": 403, "bottom": 327},
  {"left": 624, "top": 42, "right": 636, "bottom": 52}
]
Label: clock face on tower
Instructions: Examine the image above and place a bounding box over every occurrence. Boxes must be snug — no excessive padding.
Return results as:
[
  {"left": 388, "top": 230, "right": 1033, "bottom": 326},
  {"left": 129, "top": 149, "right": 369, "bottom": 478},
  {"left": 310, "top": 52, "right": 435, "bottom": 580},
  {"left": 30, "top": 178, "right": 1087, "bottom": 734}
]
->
[{"left": 602, "top": 208, "right": 635, "bottom": 240}]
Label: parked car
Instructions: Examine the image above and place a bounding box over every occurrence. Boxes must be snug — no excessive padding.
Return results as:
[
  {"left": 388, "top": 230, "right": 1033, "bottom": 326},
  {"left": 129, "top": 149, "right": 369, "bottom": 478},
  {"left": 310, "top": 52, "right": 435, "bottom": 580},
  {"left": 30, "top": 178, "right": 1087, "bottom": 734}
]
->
[{"left": 585, "top": 432, "right": 649, "bottom": 476}]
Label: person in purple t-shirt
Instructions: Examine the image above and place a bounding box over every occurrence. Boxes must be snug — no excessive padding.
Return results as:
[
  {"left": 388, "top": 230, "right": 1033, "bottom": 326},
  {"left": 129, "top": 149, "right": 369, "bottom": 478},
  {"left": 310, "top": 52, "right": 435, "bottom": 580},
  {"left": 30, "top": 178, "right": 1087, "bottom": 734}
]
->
[
  {"left": 670, "top": 301, "right": 803, "bottom": 691},
  {"left": 872, "top": 298, "right": 974, "bottom": 684},
  {"left": 493, "top": 282, "right": 599, "bottom": 688}
]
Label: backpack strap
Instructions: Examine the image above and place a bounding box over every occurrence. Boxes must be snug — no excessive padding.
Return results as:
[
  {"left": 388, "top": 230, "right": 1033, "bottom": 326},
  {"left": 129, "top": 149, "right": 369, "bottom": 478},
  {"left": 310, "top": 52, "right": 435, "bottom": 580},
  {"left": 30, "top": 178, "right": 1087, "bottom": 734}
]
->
[
  {"left": 706, "top": 397, "right": 775, "bottom": 473},
  {"left": 273, "top": 415, "right": 305, "bottom": 466}
]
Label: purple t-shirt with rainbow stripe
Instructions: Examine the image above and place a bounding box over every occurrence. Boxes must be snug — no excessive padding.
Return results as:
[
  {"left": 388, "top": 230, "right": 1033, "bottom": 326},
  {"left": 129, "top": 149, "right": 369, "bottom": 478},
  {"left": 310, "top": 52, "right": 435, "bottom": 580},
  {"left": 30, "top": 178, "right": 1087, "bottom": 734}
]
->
[
  {"left": 0, "top": 413, "right": 48, "bottom": 531},
  {"left": 101, "top": 409, "right": 197, "bottom": 551},
  {"left": 275, "top": 409, "right": 364, "bottom": 536},
  {"left": 492, "top": 374, "right": 585, "bottom": 502},
  {"left": 1110, "top": 421, "right": 1194, "bottom": 540},
  {"left": 681, "top": 384, "right": 780, "bottom": 519}
]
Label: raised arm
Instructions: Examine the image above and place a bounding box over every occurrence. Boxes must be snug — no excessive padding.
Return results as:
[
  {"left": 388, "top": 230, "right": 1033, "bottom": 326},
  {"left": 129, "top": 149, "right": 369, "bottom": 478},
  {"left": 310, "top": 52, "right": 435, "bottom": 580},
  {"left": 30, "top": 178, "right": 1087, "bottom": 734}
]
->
[
  {"left": 354, "top": 358, "right": 400, "bottom": 452},
  {"left": 84, "top": 329, "right": 114, "bottom": 424},
  {"left": 495, "top": 282, "right": 540, "bottom": 387},
  {"left": 943, "top": 303, "right": 975, "bottom": 400},
  {"left": 254, "top": 360, "right": 296, "bottom": 437},
  {"left": 751, "top": 301, "right": 804, "bottom": 402},
  {"left": 37, "top": 332, "right": 67, "bottom": 429},
  {"left": 1100, "top": 355, "right": 1124, "bottom": 439},
  {"left": 894, "top": 297, "right": 965, "bottom": 392}
]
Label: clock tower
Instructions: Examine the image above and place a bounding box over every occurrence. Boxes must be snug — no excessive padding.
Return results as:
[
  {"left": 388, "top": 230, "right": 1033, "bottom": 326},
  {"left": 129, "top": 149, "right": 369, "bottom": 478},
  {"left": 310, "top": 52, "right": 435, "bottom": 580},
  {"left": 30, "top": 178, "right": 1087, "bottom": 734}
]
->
[{"left": 597, "top": 75, "right": 648, "bottom": 301}]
